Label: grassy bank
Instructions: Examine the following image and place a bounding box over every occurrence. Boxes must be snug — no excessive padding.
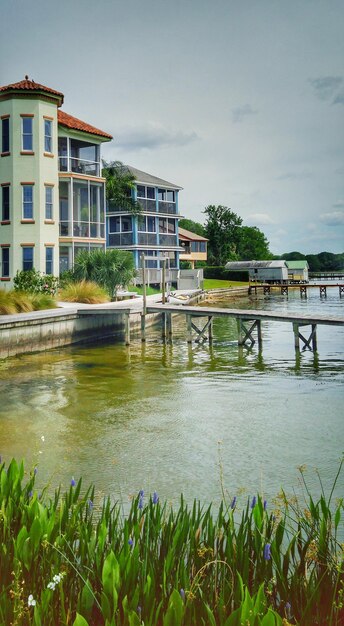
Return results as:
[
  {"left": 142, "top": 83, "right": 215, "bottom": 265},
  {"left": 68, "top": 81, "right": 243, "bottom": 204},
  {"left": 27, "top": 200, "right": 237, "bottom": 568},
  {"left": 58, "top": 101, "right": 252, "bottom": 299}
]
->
[{"left": 0, "top": 459, "right": 343, "bottom": 625}]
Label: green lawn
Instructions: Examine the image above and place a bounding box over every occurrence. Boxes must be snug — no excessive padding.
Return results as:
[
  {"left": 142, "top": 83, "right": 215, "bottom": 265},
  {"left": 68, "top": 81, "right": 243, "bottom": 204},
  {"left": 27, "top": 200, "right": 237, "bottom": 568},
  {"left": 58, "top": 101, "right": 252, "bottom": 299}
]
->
[{"left": 203, "top": 278, "right": 248, "bottom": 289}]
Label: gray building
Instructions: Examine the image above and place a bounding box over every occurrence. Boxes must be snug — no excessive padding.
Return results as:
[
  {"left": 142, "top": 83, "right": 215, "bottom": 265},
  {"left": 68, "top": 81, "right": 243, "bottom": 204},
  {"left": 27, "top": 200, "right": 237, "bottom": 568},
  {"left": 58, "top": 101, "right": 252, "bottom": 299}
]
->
[{"left": 225, "top": 260, "right": 289, "bottom": 283}]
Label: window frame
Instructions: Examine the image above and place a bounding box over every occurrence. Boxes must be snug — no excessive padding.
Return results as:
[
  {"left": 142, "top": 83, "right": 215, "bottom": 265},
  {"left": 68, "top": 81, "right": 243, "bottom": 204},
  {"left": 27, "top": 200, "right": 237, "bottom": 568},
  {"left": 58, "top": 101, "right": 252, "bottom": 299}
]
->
[
  {"left": 22, "top": 184, "right": 34, "bottom": 220},
  {"left": 45, "top": 246, "right": 54, "bottom": 275},
  {"left": 45, "top": 185, "right": 53, "bottom": 220},
  {"left": 1, "top": 117, "right": 10, "bottom": 154},
  {"left": 2, "top": 185, "right": 10, "bottom": 221},
  {"left": 44, "top": 118, "right": 53, "bottom": 153},
  {"left": 22, "top": 246, "right": 34, "bottom": 271},
  {"left": 1, "top": 247, "right": 10, "bottom": 277},
  {"left": 21, "top": 116, "right": 33, "bottom": 152}
]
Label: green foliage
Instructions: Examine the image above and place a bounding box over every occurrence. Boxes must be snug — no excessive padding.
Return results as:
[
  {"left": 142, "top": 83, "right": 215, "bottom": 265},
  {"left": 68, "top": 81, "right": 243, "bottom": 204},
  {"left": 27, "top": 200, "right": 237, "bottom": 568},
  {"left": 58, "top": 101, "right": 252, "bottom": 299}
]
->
[
  {"left": 203, "top": 205, "right": 243, "bottom": 266},
  {"left": 281, "top": 251, "right": 344, "bottom": 272},
  {"left": 59, "top": 280, "right": 110, "bottom": 304},
  {"left": 236, "top": 226, "right": 272, "bottom": 261},
  {"left": 178, "top": 219, "right": 206, "bottom": 237},
  {"left": 180, "top": 261, "right": 192, "bottom": 269},
  {"left": 0, "top": 288, "right": 57, "bottom": 315},
  {"left": 13, "top": 270, "right": 59, "bottom": 296},
  {"left": 72, "top": 249, "right": 136, "bottom": 298},
  {"left": 0, "top": 458, "right": 343, "bottom": 625},
  {"left": 102, "top": 161, "right": 142, "bottom": 215},
  {"left": 204, "top": 266, "right": 249, "bottom": 282}
]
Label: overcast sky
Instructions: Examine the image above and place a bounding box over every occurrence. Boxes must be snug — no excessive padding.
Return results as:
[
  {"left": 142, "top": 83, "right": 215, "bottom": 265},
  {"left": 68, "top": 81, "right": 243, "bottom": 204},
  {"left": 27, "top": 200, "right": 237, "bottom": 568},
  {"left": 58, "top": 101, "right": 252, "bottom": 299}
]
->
[{"left": 1, "top": 0, "right": 343, "bottom": 253}]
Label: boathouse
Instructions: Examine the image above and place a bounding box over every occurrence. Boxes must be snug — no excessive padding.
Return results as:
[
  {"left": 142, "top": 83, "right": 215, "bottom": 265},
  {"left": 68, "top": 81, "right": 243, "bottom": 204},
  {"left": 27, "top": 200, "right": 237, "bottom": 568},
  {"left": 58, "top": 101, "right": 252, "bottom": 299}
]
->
[
  {"left": 286, "top": 260, "right": 309, "bottom": 283},
  {"left": 225, "top": 260, "right": 289, "bottom": 283}
]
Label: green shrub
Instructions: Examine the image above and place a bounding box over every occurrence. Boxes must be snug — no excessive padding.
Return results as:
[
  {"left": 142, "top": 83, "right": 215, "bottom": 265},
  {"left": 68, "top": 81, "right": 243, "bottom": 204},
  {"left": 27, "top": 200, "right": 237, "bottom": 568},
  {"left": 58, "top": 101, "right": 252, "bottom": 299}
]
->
[
  {"left": 0, "top": 458, "right": 342, "bottom": 625},
  {"left": 13, "top": 269, "right": 59, "bottom": 296},
  {"left": 10, "top": 290, "right": 34, "bottom": 312},
  {"left": 59, "top": 280, "right": 110, "bottom": 304},
  {"left": 203, "top": 266, "right": 249, "bottom": 282},
  {"left": 73, "top": 249, "right": 136, "bottom": 298},
  {"left": 29, "top": 292, "right": 57, "bottom": 310}
]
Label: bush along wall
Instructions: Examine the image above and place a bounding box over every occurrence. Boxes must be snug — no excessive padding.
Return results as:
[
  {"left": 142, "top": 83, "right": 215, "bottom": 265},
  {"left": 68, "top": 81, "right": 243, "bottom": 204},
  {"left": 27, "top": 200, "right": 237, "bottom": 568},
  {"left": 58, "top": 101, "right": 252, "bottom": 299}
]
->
[{"left": 0, "top": 458, "right": 343, "bottom": 625}]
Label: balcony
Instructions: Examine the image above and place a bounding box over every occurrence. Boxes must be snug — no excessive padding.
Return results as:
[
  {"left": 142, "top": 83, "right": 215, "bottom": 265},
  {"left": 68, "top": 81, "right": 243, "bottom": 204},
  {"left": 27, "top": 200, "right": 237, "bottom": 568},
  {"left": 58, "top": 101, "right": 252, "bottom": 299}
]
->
[
  {"left": 138, "top": 198, "right": 157, "bottom": 212},
  {"left": 108, "top": 233, "right": 134, "bottom": 246},
  {"left": 138, "top": 233, "right": 158, "bottom": 246},
  {"left": 158, "top": 202, "right": 178, "bottom": 215},
  {"left": 59, "top": 222, "right": 105, "bottom": 239},
  {"left": 59, "top": 156, "right": 100, "bottom": 177},
  {"left": 159, "top": 234, "right": 178, "bottom": 246}
]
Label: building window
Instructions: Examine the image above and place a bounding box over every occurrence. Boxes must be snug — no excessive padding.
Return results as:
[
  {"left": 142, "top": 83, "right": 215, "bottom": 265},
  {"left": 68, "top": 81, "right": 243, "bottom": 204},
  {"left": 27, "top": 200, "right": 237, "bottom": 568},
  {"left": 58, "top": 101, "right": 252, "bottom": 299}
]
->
[
  {"left": 1, "top": 118, "right": 10, "bottom": 153},
  {"left": 45, "top": 186, "right": 53, "bottom": 220},
  {"left": 22, "top": 247, "right": 34, "bottom": 271},
  {"left": 45, "top": 247, "right": 53, "bottom": 275},
  {"left": 1, "top": 247, "right": 9, "bottom": 277},
  {"left": 22, "top": 117, "right": 33, "bottom": 151},
  {"left": 137, "top": 185, "right": 155, "bottom": 199},
  {"left": 22, "top": 185, "right": 33, "bottom": 219},
  {"left": 2, "top": 186, "right": 10, "bottom": 221},
  {"left": 44, "top": 119, "right": 52, "bottom": 153}
]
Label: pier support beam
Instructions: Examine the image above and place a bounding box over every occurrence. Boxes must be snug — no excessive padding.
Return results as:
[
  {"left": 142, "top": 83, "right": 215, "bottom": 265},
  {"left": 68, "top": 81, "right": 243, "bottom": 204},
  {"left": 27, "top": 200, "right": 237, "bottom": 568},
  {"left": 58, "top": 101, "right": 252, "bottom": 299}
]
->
[
  {"left": 186, "top": 315, "right": 214, "bottom": 344},
  {"left": 124, "top": 312, "right": 131, "bottom": 345},
  {"left": 293, "top": 322, "right": 317, "bottom": 352},
  {"left": 236, "top": 319, "right": 262, "bottom": 349},
  {"left": 141, "top": 313, "right": 146, "bottom": 342}
]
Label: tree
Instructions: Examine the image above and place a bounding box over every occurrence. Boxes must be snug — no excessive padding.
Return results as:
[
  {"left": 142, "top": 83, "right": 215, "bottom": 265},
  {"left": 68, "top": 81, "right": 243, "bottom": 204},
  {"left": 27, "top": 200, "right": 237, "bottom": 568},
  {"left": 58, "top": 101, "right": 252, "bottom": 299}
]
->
[
  {"left": 203, "top": 205, "right": 242, "bottom": 265},
  {"left": 305, "top": 255, "right": 321, "bottom": 272},
  {"left": 102, "top": 161, "right": 142, "bottom": 215},
  {"left": 178, "top": 218, "right": 206, "bottom": 237},
  {"left": 281, "top": 251, "right": 306, "bottom": 261},
  {"left": 73, "top": 249, "right": 136, "bottom": 298},
  {"left": 236, "top": 226, "right": 272, "bottom": 260}
]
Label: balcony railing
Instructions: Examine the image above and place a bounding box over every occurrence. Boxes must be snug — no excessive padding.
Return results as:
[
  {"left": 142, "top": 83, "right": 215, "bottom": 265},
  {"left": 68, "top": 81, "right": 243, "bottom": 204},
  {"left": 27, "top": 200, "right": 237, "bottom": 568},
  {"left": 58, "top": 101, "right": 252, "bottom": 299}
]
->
[
  {"left": 138, "top": 233, "right": 158, "bottom": 246},
  {"left": 108, "top": 233, "right": 134, "bottom": 246},
  {"left": 59, "top": 222, "right": 105, "bottom": 238},
  {"left": 58, "top": 157, "right": 100, "bottom": 177},
  {"left": 158, "top": 202, "right": 177, "bottom": 215},
  {"left": 137, "top": 198, "right": 157, "bottom": 212},
  {"left": 159, "top": 234, "right": 178, "bottom": 246}
]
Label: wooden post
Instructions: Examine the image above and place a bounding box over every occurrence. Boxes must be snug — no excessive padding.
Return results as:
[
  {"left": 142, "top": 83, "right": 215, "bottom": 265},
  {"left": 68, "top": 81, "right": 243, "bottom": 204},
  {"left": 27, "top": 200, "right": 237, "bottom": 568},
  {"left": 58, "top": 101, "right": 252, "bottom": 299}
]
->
[
  {"left": 141, "top": 253, "right": 147, "bottom": 315},
  {"left": 162, "top": 259, "right": 166, "bottom": 304},
  {"left": 293, "top": 322, "right": 300, "bottom": 352},
  {"left": 208, "top": 315, "right": 213, "bottom": 343},
  {"left": 257, "top": 319, "right": 262, "bottom": 351},
  {"left": 162, "top": 312, "right": 167, "bottom": 340},
  {"left": 187, "top": 314, "right": 193, "bottom": 344},
  {"left": 237, "top": 318, "right": 243, "bottom": 345},
  {"left": 124, "top": 311, "right": 130, "bottom": 346},
  {"left": 167, "top": 312, "right": 173, "bottom": 341},
  {"left": 311, "top": 324, "right": 317, "bottom": 352},
  {"left": 141, "top": 312, "right": 146, "bottom": 342}
]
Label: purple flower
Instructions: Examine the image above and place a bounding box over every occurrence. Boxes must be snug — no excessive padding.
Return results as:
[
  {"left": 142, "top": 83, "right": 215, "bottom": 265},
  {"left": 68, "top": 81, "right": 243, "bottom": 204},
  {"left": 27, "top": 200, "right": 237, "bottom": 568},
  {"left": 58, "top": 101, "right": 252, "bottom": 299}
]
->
[
  {"left": 138, "top": 496, "right": 144, "bottom": 510},
  {"left": 152, "top": 491, "right": 159, "bottom": 504},
  {"left": 230, "top": 496, "right": 237, "bottom": 509},
  {"left": 263, "top": 499, "right": 267, "bottom": 510},
  {"left": 128, "top": 538, "right": 133, "bottom": 546},
  {"left": 71, "top": 477, "right": 76, "bottom": 487},
  {"left": 264, "top": 543, "right": 271, "bottom": 560},
  {"left": 28, "top": 490, "right": 33, "bottom": 499},
  {"left": 285, "top": 601, "right": 292, "bottom": 617},
  {"left": 137, "top": 606, "right": 142, "bottom": 615},
  {"left": 180, "top": 588, "right": 185, "bottom": 601},
  {"left": 139, "top": 489, "right": 144, "bottom": 497},
  {"left": 34, "top": 467, "right": 38, "bottom": 475},
  {"left": 251, "top": 496, "right": 257, "bottom": 509},
  {"left": 87, "top": 499, "right": 93, "bottom": 510}
]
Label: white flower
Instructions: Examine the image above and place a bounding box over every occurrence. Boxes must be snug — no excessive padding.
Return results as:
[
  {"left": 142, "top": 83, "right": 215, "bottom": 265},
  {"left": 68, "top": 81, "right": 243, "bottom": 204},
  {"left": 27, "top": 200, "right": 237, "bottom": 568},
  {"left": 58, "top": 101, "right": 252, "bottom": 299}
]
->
[
  {"left": 47, "top": 582, "right": 56, "bottom": 590},
  {"left": 28, "top": 594, "right": 36, "bottom": 607},
  {"left": 41, "top": 435, "right": 45, "bottom": 442}
]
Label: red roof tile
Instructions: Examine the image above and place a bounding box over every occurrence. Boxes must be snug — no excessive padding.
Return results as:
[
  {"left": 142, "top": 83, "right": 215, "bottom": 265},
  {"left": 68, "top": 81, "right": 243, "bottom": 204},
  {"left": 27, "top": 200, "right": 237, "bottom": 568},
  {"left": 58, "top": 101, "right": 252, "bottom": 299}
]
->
[
  {"left": 0, "top": 77, "right": 64, "bottom": 105},
  {"left": 58, "top": 110, "right": 112, "bottom": 140}
]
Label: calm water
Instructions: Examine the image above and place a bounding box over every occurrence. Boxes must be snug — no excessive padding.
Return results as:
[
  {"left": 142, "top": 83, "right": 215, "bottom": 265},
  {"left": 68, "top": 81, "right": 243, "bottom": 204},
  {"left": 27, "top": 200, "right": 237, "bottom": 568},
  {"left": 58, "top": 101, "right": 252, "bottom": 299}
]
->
[{"left": 0, "top": 288, "right": 343, "bottom": 508}]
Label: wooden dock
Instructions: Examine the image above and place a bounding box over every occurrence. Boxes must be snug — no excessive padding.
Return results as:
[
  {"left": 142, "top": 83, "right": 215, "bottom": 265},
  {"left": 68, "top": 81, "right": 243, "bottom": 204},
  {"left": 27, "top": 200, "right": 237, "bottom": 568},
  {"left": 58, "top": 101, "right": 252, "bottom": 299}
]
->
[
  {"left": 145, "top": 304, "right": 344, "bottom": 353},
  {"left": 248, "top": 282, "right": 344, "bottom": 297}
]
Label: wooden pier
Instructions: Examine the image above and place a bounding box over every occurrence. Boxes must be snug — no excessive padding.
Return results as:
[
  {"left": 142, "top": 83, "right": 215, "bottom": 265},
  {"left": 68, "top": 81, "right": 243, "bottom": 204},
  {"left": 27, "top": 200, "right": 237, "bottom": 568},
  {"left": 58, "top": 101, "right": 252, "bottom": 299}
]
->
[
  {"left": 145, "top": 304, "right": 344, "bottom": 353},
  {"left": 248, "top": 282, "right": 344, "bottom": 298}
]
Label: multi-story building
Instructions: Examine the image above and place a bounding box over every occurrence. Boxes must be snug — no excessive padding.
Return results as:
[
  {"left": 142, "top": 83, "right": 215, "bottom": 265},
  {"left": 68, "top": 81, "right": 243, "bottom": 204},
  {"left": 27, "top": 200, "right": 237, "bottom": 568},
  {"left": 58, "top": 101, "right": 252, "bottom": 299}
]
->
[
  {"left": 0, "top": 77, "right": 112, "bottom": 287},
  {"left": 106, "top": 165, "right": 183, "bottom": 281},
  {"left": 179, "top": 227, "right": 208, "bottom": 268}
]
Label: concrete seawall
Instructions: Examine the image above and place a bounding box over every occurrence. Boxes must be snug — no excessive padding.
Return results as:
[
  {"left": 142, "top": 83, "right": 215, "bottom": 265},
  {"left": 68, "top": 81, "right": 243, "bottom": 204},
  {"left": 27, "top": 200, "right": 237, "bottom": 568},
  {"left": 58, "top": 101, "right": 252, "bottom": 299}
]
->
[{"left": 0, "top": 288, "right": 249, "bottom": 360}]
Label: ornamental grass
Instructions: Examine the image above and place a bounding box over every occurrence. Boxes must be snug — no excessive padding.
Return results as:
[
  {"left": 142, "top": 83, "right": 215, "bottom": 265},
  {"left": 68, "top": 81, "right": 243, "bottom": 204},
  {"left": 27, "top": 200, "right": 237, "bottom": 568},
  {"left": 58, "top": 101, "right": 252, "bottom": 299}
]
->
[
  {"left": 59, "top": 280, "right": 110, "bottom": 304},
  {"left": 0, "top": 458, "right": 343, "bottom": 626},
  {"left": 0, "top": 289, "right": 57, "bottom": 315}
]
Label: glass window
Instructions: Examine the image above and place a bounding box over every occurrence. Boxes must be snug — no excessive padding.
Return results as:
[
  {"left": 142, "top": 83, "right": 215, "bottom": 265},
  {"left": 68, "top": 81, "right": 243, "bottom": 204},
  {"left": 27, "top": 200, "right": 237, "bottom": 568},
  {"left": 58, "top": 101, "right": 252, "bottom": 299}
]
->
[
  {"left": 137, "top": 185, "right": 145, "bottom": 198},
  {"left": 109, "top": 216, "right": 121, "bottom": 233},
  {"left": 159, "top": 218, "right": 167, "bottom": 233},
  {"left": 147, "top": 216, "right": 156, "bottom": 232},
  {"left": 45, "top": 186, "right": 53, "bottom": 220},
  {"left": 138, "top": 216, "right": 146, "bottom": 232},
  {"left": 73, "top": 180, "right": 89, "bottom": 221},
  {"left": 1, "top": 247, "right": 9, "bottom": 277},
  {"left": 2, "top": 118, "right": 9, "bottom": 153},
  {"left": 158, "top": 189, "right": 165, "bottom": 201},
  {"left": 44, "top": 119, "right": 52, "bottom": 152},
  {"left": 121, "top": 216, "right": 132, "bottom": 232},
  {"left": 166, "top": 190, "right": 175, "bottom": 202},
  {"left": 168, "top": 219, "right": 176, "bottom": 234},
  {"left": 22, "top": 185, "right": 33, "bottom": 219},
  {"left": 22, "top": 247, "right": 34, "bottom": 271},
  {"left": 45, "top": 247, "right": 53, "bottom": 274},
  {"left": 2, "top": 186, "right": 10, "bottom": 221},
  {"left": 147, "top": 187, "right": 155, "bottom": 199},
  {"left": 22, "top": 117, "right": 33, "bottom": 151}
]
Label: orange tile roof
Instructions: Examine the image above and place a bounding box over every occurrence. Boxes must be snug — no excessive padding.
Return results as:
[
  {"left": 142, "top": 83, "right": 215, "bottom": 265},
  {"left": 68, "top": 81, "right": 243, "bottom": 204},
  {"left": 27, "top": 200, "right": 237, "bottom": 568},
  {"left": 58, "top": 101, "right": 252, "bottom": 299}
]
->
[
  {"left": 0, "top": 77, "right": 64, "bottom": 105},
  {"left": 58, "top": 110, "right": 112, "bottom": 140}
]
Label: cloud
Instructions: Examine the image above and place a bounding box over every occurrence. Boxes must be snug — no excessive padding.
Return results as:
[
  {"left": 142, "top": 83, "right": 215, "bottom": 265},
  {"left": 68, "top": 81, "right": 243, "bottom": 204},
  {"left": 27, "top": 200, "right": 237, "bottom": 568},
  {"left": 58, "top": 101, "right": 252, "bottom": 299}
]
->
[
  {"left": 112, "top": 124, "right": 199, "bottom": 151},
  {"left": 246, "top": 213, "right": 275, "bottom": 226},
  {"left": 276, "top": 171, "right": 312, "bottom": 181},
  {"left": 332, "top": 202, "right": 344, "bottom": 209},
  {"left": 231, "top": 104, "right": 258, "bottom": 123},
  {"left": 319, "top": 211, "right": 344, "bottom": 226},
  {"left": 309, "top": 76, "right": 344, "bottom": 105}
]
